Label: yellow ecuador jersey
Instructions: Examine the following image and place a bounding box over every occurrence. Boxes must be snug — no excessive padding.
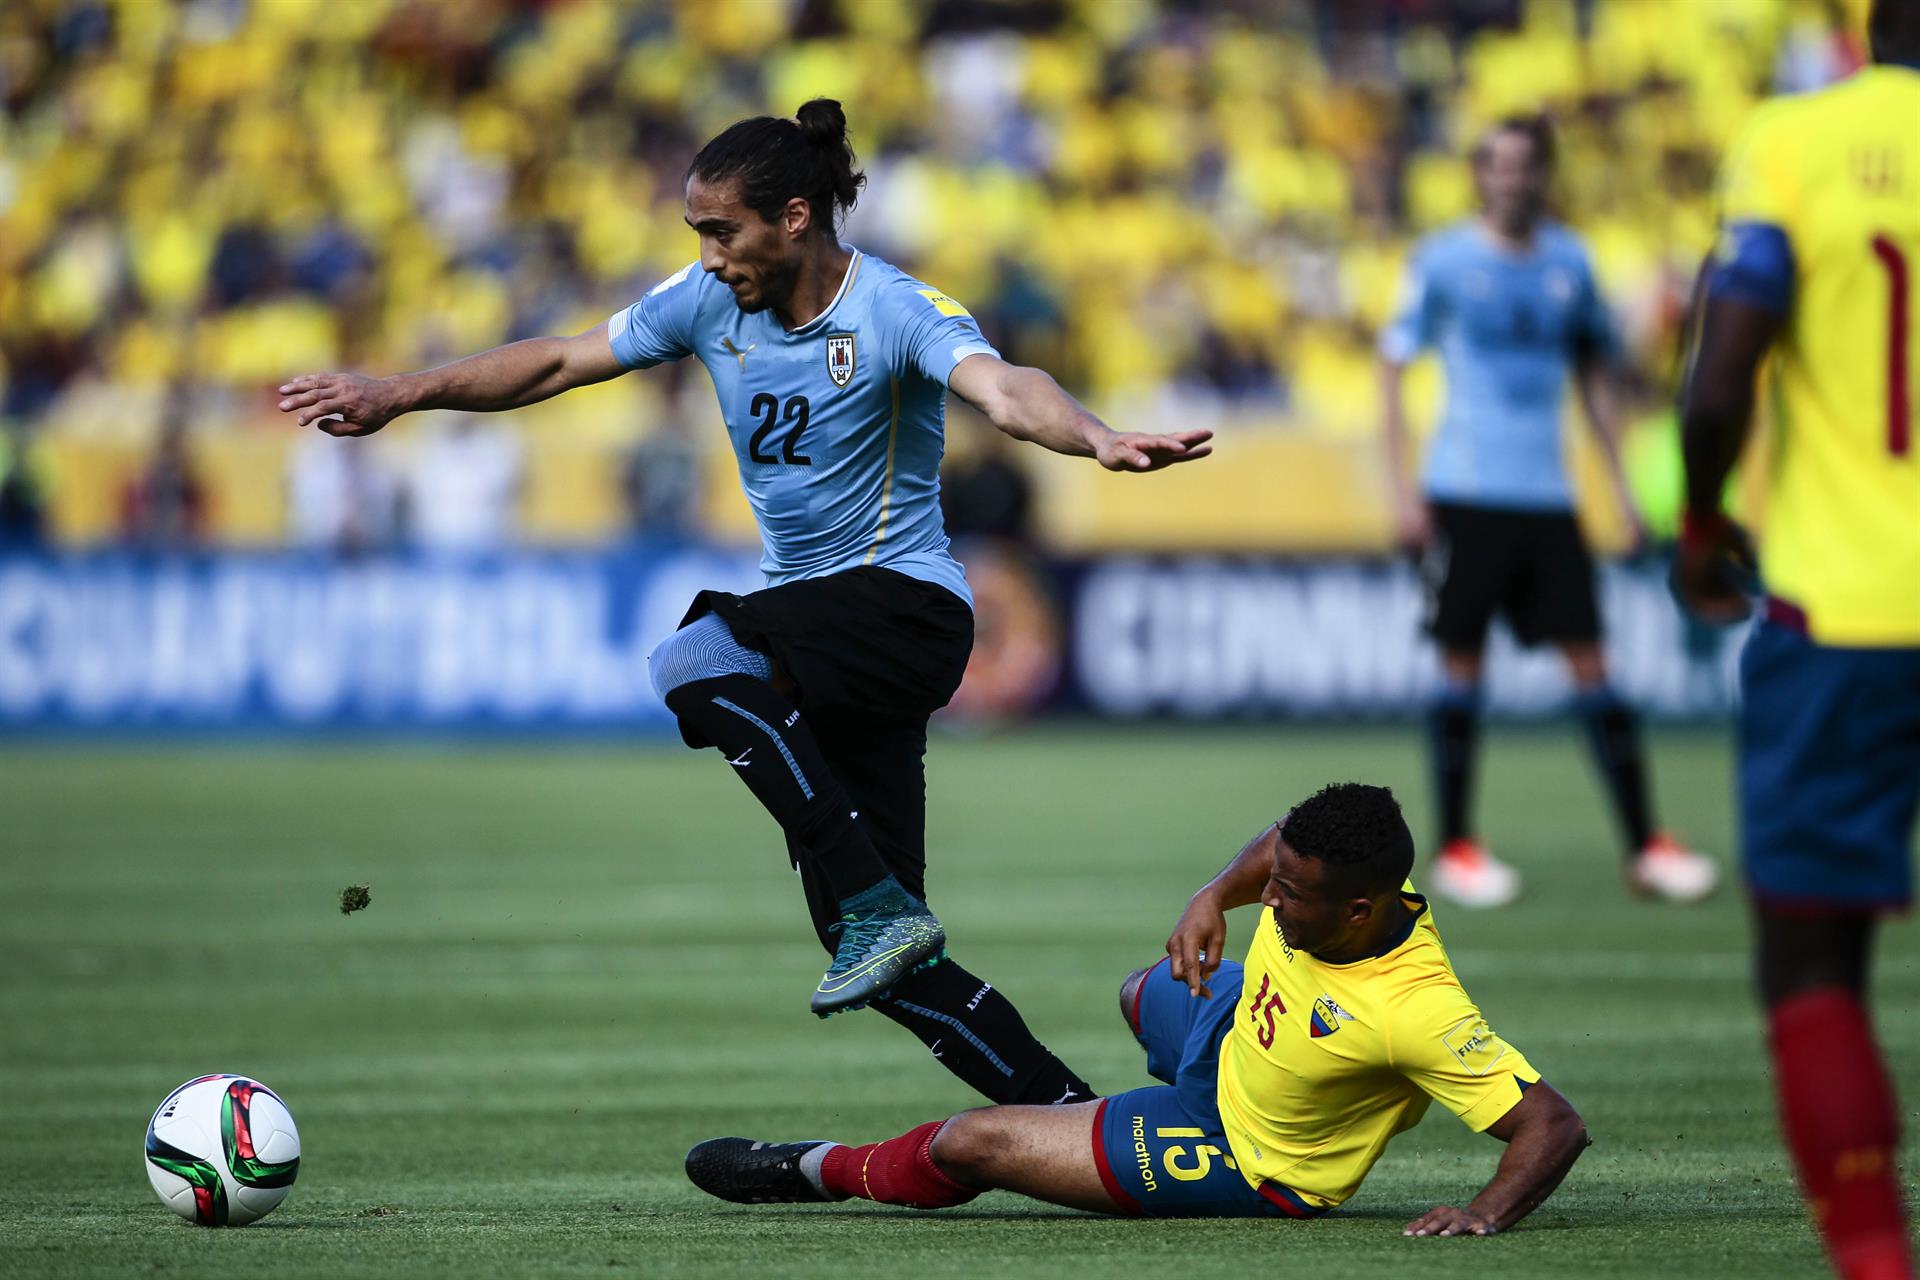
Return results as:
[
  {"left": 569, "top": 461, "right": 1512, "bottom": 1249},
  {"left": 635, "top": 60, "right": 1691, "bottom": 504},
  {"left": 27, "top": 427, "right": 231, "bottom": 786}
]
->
[
  {"left": 1215, "top": 891, "right": 1539, "bottom": 1210},
  {"left": 1714, "top": 65, "right": 1920, "bottom": 645}
]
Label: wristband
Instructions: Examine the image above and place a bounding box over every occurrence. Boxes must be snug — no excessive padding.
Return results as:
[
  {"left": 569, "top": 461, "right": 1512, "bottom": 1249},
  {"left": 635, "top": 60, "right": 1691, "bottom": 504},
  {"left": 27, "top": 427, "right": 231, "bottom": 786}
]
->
[{"left": 1680, "top": 509, "right": 1730, "bottom": 552}]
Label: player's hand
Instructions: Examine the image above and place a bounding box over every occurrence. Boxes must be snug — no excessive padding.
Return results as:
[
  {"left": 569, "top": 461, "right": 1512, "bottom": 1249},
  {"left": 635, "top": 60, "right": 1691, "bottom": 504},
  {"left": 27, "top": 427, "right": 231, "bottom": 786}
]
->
[
  {"left": 1617, "top": 497, "right": 1650, "bottom": 560},
  {"left": 1096, "top": 428, "right": 1213, "bottom": 472},
  {"left": 1393, "top": 491, "right": 1431, "bottom": 555},
  {"left": 1165, "top": 891, "right": 1227, "bottom": 999},
  {"left": 1670, "top": 510, "right": 1757, "bottom": 625},
  {"left": 1403, "top": 1205, "right": 1497, "bottom": 1238},
  {"left": 277, "top": 373, "right": 407, "bottom": 437}
]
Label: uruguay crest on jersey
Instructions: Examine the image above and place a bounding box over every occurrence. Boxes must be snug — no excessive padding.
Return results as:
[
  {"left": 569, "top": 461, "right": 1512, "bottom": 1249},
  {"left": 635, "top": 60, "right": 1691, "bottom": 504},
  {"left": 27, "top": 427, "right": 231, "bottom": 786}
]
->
[{"left": 826, "top": 333, "right": 855, "bottom": 387}]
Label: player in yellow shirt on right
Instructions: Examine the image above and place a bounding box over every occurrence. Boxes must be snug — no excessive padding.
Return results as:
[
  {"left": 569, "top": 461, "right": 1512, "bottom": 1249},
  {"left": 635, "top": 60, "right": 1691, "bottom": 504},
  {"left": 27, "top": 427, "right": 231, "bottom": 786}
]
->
[
  {"left": 1675, "top": 3, "right": 1920, "bottom": 1277},
  {"left": 683, "top": 782, "right": 1587, "bottom": 1237}
]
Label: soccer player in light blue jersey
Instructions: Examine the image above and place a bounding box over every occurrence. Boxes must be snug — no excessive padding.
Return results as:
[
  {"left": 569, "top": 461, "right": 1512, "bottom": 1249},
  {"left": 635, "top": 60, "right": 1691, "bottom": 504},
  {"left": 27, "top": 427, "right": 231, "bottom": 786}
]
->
[
  {"left": 276, "top": 99, "right": 1211, "bottom": 1106},
  {"left": 1379, "top": 115, "right": 1715, "bottom": 909}
]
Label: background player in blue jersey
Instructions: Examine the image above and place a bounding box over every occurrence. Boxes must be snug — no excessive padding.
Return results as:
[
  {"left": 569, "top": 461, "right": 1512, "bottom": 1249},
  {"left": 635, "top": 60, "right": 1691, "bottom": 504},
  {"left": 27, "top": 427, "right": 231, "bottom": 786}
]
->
[
  {"left": 1380, "top": 115, "right": 1716, "bottom": 910},
  {"left": 275, "top": 99, "right": 1211, "bottom": 1107}
]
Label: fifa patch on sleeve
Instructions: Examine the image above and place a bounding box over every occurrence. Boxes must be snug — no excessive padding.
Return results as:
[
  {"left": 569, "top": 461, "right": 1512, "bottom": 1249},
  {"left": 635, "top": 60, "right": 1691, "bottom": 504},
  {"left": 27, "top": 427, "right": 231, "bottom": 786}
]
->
[
  {"left": 1442, "top": 1017, "right": 1507, "bottom": 1077},
  {"left": 917, "top": 289, "right": 971, "bottom": 318}
]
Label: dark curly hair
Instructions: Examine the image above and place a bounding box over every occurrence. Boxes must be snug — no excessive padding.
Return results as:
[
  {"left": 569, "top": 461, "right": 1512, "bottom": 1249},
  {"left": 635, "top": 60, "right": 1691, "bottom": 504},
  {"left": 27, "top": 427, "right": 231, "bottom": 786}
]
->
[
  {"left": 687, "top": 98, "right": 866, "bottom": 234},
  {"left": 1280, "top": 782, "right": 1415, "bottom": 897},
  {"left": 1872, "top": 0, "right": 1920, "bottom": 62}
]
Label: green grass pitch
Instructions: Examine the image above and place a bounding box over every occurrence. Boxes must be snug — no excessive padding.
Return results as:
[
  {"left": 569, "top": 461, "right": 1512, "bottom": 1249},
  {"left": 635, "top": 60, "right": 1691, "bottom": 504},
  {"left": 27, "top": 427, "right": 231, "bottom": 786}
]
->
[{"left": 3, "top": 726, "right": 1915, "bottom": 1278}]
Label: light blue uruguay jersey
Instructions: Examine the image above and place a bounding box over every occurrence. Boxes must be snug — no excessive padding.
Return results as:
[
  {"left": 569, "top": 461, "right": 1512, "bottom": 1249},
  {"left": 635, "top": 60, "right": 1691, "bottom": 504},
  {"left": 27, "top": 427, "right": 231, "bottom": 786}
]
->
[
  {"left": 608, "top": 249, "right": 996, "bottom": 607},
  {"left": 1380, "top": 220, "right": 1619, "bottom": 511}
]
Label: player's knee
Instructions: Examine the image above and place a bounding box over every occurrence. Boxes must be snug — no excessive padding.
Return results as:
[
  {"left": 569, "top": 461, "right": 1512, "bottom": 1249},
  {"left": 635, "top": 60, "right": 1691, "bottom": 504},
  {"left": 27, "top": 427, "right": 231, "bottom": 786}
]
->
[
  {"left": 1118, "top": 968, "right": 1149, "bottom": 1028},
  {"left": 1562, "top": 644, "right": 1609, "bottom": 688},
  {"left": 1439, "top": 650, "right": 1484, "bottom": 685},
  {"left": 929, "top": 1109, "right": 1002, "bottom": 1184},
  {"left": 648, "top": 613, "right": 773, "bottom": 701},
  {"left": 1756, "top": 909, "right": 1873, "bottom": 1004}
]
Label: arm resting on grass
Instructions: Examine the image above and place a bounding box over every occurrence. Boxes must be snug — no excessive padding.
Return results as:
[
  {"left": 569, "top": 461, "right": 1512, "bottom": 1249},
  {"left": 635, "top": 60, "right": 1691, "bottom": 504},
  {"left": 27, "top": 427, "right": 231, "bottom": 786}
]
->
[{"left": 1404, "top": 1083, "right": 1591, "bottom": 1237}]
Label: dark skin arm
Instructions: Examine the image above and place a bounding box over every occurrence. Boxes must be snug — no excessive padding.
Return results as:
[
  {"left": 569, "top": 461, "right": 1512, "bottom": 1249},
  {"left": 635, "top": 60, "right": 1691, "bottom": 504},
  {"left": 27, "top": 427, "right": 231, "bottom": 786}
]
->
[
  {"left": 1672, "top": 294, "right": 1780, "bottom": 622},
  {"left": 1163, "top": 823, "right": 1280, "bottom": 998},
  {"left": 1404, "top": 1082, "right": 1590, "bottom": 1237}
]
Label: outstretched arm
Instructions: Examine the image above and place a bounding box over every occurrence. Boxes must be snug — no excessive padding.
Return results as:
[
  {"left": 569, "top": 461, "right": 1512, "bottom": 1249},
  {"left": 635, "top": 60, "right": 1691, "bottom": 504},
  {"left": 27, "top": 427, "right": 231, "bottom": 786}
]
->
[
  {"left": 278, "top": 324, "right": 627, "bottom": 437},
  {"left": 947, "top": 353, "right": 1212, "bottom": 472},
  {"left": 1164, "top": 822, "right": 1280, "bottom": 998},
  {"left": 1404, "top": 1083, "right": 1589, "bottom": 1237}
]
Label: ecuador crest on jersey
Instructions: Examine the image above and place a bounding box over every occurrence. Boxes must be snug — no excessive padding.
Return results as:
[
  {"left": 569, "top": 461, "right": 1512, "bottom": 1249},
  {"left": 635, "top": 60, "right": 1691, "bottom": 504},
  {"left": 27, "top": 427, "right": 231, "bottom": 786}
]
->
[{"left": 1309, "top": 995, "right": 1351, "bottom": 1039}]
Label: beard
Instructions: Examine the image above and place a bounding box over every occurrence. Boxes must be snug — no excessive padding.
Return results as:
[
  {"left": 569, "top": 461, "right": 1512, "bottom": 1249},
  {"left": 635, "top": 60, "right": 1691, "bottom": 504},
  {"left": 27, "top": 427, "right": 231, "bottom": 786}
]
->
[{"left": 730, "top": 256, "right": 800, "bottom": 316}]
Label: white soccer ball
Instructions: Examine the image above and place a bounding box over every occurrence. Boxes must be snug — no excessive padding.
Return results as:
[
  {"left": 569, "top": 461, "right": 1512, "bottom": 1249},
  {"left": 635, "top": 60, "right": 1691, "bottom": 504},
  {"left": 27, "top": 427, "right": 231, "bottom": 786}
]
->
[{"left": 144, "top": 1075, "right": 300, "bottom": 1227}]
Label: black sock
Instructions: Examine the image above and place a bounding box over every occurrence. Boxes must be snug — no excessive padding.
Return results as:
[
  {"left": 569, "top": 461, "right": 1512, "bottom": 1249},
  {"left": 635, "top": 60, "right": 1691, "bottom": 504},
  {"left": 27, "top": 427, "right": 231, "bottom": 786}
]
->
[
  {"left": 872, "top": 957, "right": 1096, "bottom": 1106},
  {"left": 1577, "top": 689, "right": 1655, "bottom": 855},
  {"left": 662, "top": 674, "right": 891, "bottom": 900},
  {"left": 1427, "top": 685, "right": 1481, "bottom": 846}
]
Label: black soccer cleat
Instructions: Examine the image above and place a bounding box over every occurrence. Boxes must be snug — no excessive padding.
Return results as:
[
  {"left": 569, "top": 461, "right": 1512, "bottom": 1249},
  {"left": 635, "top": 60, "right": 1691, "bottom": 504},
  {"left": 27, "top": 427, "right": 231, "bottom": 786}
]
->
[{"left": 685, "top": 1137, "right": 845, "bottom": 1205}]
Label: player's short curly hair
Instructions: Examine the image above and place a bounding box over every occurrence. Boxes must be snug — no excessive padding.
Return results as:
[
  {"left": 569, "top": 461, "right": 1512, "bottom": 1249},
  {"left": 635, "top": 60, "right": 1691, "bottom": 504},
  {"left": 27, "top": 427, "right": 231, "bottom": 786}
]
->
[{"left": 1280, "top": 782, "right": 1415, "bottom": 898}]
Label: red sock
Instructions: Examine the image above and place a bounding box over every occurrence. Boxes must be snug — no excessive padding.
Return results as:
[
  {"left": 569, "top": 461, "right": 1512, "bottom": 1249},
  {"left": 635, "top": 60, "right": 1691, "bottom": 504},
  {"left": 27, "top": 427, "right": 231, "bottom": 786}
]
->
[
  {"left": 819, "top": 1120, "right": 981, "bottom": 1208},
  {"left": 1769, "top": 988, "right": 1913, "bottom": 1280}
]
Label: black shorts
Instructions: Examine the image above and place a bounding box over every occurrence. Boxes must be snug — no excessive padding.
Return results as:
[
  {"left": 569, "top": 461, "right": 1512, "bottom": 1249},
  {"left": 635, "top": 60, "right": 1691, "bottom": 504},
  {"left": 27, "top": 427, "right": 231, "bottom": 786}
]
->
[
  {"left": 680, "top": 567, "right": 975, "bottom": 948},
  {"left": 681, "top": 566, "right": 973, "bottom": 732},
  {"left": 1423, "top": 502, "right": 1600, "bottom": 652}
]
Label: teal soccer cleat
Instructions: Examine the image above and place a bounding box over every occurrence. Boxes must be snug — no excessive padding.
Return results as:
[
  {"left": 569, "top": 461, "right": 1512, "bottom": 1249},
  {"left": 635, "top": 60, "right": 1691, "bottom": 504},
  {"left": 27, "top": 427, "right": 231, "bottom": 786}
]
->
[{"left": 810, "top": 881, "right": 945, "bottom": 1017}]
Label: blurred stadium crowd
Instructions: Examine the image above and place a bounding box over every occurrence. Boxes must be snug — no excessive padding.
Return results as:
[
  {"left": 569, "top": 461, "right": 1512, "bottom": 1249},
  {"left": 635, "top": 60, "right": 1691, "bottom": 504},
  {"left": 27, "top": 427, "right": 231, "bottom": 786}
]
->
[{"left": 0, "top": 0, "right": 1874, "bottom": 550}]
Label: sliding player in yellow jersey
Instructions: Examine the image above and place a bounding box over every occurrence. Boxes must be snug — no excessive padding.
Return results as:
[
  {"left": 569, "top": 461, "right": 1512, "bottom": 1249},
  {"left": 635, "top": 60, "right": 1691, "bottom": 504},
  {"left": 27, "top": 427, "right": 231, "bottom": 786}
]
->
[
  {"left": 1675, "top": 4, "right": 1920, "bottom": 1277},
  {"left": 684, "top": 783, "right": 1588, "bottom": 1237}
]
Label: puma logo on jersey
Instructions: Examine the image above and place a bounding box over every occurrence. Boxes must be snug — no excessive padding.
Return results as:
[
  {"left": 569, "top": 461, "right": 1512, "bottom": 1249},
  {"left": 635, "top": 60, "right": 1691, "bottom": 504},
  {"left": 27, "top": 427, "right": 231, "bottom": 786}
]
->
[{"left": 721, "top": 337, "right": 756, "bottom": 370}]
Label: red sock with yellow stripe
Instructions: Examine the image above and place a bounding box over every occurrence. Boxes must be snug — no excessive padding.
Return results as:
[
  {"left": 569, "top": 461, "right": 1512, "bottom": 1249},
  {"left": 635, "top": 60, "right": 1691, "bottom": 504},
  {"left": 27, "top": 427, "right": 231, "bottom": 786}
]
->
[
  {"left": 818, "top": 1121, "right": 980, "bottom": 1208},
  {"left": 1769, "top": 987, "right": 1912, "bottom": 1280}
]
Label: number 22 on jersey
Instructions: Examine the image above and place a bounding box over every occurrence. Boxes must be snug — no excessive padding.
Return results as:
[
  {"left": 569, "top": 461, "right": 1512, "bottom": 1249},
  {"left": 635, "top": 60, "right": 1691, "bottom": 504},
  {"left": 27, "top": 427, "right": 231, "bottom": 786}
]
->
[{"left": 747, "top": 393, "right": 812, "bottom": 466}]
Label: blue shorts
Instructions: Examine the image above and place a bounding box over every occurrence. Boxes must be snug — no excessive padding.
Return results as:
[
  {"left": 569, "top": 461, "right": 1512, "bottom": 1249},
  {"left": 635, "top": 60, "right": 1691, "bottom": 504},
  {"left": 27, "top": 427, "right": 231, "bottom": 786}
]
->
[
  {"left": 1740, "top": 620, "right": 1920, "bottom": 911},
  {"left": 1092, "top": 958, "right": 1322, "bottom": 1219}
]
